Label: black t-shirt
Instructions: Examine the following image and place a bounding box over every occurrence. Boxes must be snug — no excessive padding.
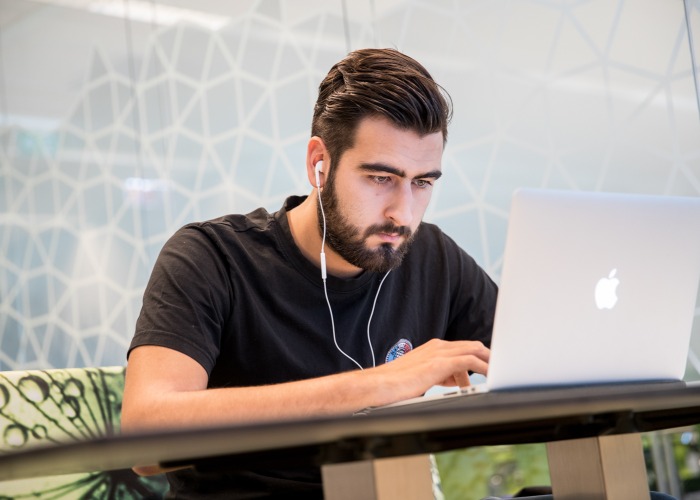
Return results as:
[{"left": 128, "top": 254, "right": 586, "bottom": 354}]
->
[{"left": 129, "top": 195, "right": 498, "bottom": 498}]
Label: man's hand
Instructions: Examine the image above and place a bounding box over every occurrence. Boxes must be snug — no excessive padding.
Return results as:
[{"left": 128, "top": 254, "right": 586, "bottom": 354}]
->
[{"left": 366, "top": 338, "right": 489, "bottom": 407}]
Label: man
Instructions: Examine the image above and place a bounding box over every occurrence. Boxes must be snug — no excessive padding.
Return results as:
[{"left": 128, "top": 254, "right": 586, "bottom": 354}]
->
[{"left": 122, "top": 48, "right": 498, "bottom": 498}]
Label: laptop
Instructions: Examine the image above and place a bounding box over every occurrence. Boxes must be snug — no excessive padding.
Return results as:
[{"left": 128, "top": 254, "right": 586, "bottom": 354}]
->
[{"left": 359, "top": 188, "right": 700, "bottom": 414}]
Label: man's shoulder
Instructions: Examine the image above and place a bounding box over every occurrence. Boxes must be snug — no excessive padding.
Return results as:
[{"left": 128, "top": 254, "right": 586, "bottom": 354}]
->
[
  {"left": 158, "top": 208, "right": 279, "bottom": 262},
  {"left": 215, "top": 206, "right": 273, "bottom": 230},
  {"left": 413, "top": 221, "right": 458, "bottom": 250},
  {"left": 180, "top": 196, "right": 304, "bottom": 236},
  {"left": 409, "top": 221, "right": 482, "bottom": 271},
  {"left": 179, "top": 207, "right": 274, "bottom": 236}
]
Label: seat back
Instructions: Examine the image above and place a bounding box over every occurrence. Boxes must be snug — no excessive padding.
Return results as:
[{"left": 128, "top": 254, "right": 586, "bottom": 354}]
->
[{"left": 0, "top": 366, "right": 168, "bottom": 498}]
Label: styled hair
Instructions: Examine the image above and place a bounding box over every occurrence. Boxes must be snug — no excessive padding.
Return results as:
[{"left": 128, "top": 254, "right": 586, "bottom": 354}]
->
[{"left": 311, "top": 48, "right": 452, "bottom": 175}]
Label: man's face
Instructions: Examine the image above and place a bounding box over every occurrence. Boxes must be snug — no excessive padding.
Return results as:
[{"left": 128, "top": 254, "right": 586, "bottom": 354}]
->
[{"left": 318, "top": 116, "right": 444, "bottom": 273}]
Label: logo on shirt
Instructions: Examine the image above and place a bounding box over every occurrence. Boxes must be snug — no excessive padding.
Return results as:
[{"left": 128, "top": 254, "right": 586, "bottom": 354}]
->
[{"left": 386, "top": 339, "right": 413, "bottom": 363}]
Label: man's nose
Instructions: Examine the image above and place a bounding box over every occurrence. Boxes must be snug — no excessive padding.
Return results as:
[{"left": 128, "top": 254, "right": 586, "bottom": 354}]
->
[{"left": 385, "top": 182, "right": 414, "bottom": 227}]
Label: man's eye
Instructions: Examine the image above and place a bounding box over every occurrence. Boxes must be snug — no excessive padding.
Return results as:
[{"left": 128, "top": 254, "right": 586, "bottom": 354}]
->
[
  {"left": 414, "top": 179, "right": 432, "bottom": 188},
  {"left": 372, "top": 176, "right": 391, "bottom": 184}
]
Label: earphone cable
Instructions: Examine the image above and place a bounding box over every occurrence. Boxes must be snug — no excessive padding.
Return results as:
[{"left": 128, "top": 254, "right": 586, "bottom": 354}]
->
[
  {"left": 367, "top": 269, "right": 391, "bottom": 367},
  {"left": 317, "top": 181, "right": 390, "bottom": 370},
  {"left": 318, "top": 182, "right": 364, "bottom": 369},
  {"left": 322, "top": 277, "right": 365, "bottom": 370}
]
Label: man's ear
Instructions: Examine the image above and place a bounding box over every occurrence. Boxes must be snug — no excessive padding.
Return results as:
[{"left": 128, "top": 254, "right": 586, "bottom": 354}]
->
[{"left": 306, "top": 136, "right": 328, "bottom": 189}]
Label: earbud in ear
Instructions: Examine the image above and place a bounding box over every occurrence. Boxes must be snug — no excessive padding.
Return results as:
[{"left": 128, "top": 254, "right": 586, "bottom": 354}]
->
[{"left": 315, "top": 161, "right": 323, "bottom": 188}]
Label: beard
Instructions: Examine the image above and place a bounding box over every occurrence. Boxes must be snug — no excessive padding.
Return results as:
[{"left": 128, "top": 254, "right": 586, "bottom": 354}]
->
[{"left": 317, "top": 177, "right": 417, "bottom": 274}]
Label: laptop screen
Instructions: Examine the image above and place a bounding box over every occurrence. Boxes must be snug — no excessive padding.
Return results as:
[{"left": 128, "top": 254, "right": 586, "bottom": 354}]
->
[{"left": 487, "top": 189, "right": 700, "bottom": 390}]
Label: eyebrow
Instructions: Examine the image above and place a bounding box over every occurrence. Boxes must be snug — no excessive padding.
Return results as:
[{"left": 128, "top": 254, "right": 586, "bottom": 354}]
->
[{"left": 358, "top": 162, "right": 443, "bottom": 181}]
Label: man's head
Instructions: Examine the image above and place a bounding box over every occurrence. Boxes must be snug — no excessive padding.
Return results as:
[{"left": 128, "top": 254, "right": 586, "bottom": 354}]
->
[
  {"left": 311, "top": 48, "right": 452, "bottom": 182},
  {"left": 308, "top": 49, "right": 451, "bottom": 275}
]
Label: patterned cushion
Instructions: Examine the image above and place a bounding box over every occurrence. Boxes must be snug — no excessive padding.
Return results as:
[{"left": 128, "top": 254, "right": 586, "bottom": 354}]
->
[{"left": 0, "top": 366, "right": 167, "bottom": 498}]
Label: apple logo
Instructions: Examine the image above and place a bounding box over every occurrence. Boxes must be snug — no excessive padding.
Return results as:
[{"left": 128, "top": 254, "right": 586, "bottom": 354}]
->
[{"left": 595, "top": 268, "right": 620, "bottom": 309}]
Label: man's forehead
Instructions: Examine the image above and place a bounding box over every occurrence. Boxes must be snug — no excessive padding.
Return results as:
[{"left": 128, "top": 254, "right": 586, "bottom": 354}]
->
[
  {"left": 353, "top": 115, "right": 444, "bottom": 142},
  {"left": 347, "top": 118, "right": 442, "bottom": 157}
]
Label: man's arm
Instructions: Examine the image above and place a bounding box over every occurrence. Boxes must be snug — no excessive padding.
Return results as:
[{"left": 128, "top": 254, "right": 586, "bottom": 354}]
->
[
  {"left": 122, "top": 338, "right": 489, "bottom": 431},
  {"left": 121, "top": 339, "right": 488, "bottom": 475}
]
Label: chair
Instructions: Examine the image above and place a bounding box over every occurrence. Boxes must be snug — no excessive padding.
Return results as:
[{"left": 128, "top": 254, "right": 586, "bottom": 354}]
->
[{"left": 0, "top": 366, "right": 167, "bottom": 498}]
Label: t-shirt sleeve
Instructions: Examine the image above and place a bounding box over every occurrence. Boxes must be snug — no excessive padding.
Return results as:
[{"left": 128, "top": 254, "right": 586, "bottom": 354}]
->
[{"left": 128, "top": 225, "right": 231, "bottom": 375}]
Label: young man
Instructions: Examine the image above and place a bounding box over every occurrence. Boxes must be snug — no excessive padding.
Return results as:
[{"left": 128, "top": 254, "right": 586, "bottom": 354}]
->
[{"left": 122, "top": 48, "right": 498, "bottom": 498}]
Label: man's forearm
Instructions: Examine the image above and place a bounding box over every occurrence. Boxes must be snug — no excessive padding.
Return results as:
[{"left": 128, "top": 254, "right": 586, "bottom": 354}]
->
[{"left": 121, "top": 339, "right": 489, "bottom": 433}]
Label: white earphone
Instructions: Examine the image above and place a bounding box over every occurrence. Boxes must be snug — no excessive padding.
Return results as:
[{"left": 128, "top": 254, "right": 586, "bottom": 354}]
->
[
  {"left": 315, "top": 160, "right": 323, "bottom": 189},
  {"left": 314, "top": 159, "right": 391, "bottom": 370},
  {"left": 315, "top": 161, "right": 327, "bottom": 279}
]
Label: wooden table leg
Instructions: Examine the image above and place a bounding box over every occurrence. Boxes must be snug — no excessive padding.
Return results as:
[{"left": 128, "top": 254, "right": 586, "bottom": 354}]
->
[
  {"left": 547, "top": 433, "right": 650, "bottom": 499},
  {"left": 322, "top": 454, "right": 435, "bottom": 500}
]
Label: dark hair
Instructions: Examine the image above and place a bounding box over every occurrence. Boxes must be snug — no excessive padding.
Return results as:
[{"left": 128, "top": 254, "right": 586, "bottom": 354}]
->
[{"left": 311, "top": 48, "right": 452, "bottom": 174}]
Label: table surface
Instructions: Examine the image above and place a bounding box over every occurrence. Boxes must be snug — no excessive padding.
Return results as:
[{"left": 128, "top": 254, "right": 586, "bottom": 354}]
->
[{"left": 1, "top": 380, "right": 699, "bottom": 481}]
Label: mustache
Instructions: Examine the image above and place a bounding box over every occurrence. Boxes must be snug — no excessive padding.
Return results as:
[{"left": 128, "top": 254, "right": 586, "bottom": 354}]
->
[{"left": 363, "top": 223, "right": 412, "bottom": 239}]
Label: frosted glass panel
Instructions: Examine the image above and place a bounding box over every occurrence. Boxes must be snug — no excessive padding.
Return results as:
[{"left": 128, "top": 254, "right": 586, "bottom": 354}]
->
[{"left": 0, "top": 0, "right": 698, "bottom": 380}]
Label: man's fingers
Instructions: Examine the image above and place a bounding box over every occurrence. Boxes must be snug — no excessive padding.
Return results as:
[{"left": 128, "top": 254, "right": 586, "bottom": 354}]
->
[
  {"left": 422, "top": 338, "right": 490, "bottom": 362},
  {"left": 454, "top": 371, "right": 471, "bottom": 388}
]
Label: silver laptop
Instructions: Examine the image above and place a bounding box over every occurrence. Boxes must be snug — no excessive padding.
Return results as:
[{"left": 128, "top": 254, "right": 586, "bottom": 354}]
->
[{"left": 361, "top": 188, "right": 700, "bottom": 413}]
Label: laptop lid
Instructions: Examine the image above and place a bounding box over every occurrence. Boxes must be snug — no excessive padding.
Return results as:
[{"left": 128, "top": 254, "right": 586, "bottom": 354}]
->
[{"left": 486, "top": 188, "right": 700, "bottom": 391}]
